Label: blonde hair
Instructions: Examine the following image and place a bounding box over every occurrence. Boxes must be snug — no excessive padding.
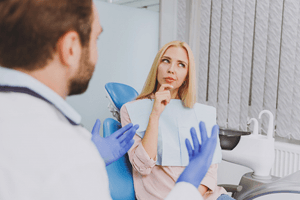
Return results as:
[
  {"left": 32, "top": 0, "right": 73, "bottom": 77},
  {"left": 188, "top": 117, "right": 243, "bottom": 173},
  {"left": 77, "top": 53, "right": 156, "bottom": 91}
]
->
[{"left": 136, "top": 41, "right": 196, "bottom": 108}]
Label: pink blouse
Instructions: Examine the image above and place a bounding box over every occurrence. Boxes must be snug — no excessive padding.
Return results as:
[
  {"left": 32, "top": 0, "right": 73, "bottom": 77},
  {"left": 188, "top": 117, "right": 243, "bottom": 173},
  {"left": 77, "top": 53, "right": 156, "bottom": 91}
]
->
[{"left": 120, "top": 102, "right": 227, "bottom": 200}]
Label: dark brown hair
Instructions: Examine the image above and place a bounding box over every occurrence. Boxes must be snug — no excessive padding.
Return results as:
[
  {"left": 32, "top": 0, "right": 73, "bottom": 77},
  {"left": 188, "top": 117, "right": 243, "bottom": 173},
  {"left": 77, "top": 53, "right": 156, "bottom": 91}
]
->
[{"left": 0, "top": 0, "right": 93, "bottom": 70}]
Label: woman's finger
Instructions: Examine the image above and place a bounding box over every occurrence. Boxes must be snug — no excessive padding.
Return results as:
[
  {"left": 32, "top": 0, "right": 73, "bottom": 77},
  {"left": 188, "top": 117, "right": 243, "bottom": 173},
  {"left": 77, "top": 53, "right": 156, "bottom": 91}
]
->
[
  {"left": 155, "top": 91, "right": 171, "bottom": 97},
  {"left": 158, "top": 84, "right": 173, "bottom": 92},
  {"left": 156, "top": 93, "right": 171, "bottom": 104}
]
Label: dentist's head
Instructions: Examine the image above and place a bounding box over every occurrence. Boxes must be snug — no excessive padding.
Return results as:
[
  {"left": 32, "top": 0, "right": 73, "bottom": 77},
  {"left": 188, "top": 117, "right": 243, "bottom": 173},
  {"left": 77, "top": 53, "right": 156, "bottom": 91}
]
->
[{"left": 0, "top": 0, "right": 102, "bottom": 98}]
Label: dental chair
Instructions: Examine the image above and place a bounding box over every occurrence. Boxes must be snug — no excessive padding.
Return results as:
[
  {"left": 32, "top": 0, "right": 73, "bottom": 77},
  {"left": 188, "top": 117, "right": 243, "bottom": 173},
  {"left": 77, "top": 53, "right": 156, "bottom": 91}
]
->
[
  {"left": 105, "top": 82, "right": 139, "bottom": 122},
  {"left": 104, "top": 82, "right": 300, "bottom": 199},
  {"left": 219, "top": 115, "right": 300, "bottom": 199},
  {"left": 103, "top": 118, "right": 136, "bottom": 200},
  {"left": 103, "top": 82, "right": 139, "bottom": 200}
]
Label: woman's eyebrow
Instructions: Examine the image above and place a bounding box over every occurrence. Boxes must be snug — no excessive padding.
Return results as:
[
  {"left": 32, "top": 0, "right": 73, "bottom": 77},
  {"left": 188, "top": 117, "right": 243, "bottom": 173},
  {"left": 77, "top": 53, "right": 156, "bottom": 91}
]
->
[{"left": 162, "top": 56, "right": 171, "bottom": 60}]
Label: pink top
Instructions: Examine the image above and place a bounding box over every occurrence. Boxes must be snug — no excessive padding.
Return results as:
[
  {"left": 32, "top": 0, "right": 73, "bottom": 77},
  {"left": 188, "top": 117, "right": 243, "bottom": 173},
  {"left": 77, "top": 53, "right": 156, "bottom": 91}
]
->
[{"left": 120, "top": 102, "right": 227, "bottom": 200}]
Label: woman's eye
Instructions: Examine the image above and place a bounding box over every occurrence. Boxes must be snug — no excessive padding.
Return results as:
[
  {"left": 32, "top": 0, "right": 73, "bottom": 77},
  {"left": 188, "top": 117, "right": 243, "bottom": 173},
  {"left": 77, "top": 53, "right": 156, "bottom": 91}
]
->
[
  {"left": 179, "top": 63, "right": 185, "bottom": 68},
  {"left": 162, "top": 59, "right": 170, "bottom": 63}
]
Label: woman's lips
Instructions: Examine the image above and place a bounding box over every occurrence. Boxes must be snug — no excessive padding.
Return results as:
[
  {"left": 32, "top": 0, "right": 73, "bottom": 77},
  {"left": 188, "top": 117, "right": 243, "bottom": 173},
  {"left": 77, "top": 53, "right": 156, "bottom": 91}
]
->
[{"left": 164, "top": 77, "right": 175, "bottom": 83}]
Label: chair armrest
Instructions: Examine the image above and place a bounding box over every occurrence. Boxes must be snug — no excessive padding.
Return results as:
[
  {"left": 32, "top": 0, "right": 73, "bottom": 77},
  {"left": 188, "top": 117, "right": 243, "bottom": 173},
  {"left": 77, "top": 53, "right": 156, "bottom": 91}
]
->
[{"left": 218, "top": 184, "right": 243, "bottom": 193}]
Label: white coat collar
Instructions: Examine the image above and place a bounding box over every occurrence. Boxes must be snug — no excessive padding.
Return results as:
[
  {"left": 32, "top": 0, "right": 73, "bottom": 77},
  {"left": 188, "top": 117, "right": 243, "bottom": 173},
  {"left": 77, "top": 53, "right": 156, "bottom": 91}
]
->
[{"left": 0, "top": 66, "right": 81, "bottom": 125}]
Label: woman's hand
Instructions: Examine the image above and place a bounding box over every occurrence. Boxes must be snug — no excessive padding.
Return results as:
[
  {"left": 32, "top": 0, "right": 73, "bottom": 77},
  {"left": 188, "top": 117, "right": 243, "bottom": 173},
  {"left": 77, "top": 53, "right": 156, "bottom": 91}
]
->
[{"left": 151, "top": 84, "right": 173, "bottom": 117}]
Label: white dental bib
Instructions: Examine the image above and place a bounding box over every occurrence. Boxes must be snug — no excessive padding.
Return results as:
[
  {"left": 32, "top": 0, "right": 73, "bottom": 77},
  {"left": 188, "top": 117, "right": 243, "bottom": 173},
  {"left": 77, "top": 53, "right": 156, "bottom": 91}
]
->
[{"left": 125, "top": 99, "right": 222, "bottom": 166}]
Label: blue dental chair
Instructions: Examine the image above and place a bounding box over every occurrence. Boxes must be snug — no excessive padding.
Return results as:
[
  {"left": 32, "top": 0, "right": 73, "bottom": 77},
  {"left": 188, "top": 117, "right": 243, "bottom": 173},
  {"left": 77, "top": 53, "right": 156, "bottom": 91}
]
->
[
  {"left": 103, "top": 118, "right": 136, "bottom": 200},
  {"left": 105, "top": 82, "right": 139, "bottom": 122},
  {"left": 104, "top": 82, "right": 139, "bottom": 200}
]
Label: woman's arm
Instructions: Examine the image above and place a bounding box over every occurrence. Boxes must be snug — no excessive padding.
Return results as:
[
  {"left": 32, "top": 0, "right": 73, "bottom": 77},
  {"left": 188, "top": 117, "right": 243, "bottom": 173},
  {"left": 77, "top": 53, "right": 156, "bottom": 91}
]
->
[
  {"left": 198, "top": 164, "right": 219, "bottom": 196},
  {"left": 198, "top": 185, "right": 208, "bottom": 196},
  {"left": 141, "top": 113, "right": 160, "bottom": 159},
  {"left": 141, "top": 84, "right": 173, "bottom": 159},
  {"left": 120, "top": 104, "right": 156, "bottom": 175}
]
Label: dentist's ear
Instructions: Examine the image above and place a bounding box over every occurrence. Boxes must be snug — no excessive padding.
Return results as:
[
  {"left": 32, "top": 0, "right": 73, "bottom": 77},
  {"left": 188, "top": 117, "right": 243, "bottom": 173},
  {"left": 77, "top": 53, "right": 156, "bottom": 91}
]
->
[{"left": 56, "top": 31, "right": 82, "bottom": 71}]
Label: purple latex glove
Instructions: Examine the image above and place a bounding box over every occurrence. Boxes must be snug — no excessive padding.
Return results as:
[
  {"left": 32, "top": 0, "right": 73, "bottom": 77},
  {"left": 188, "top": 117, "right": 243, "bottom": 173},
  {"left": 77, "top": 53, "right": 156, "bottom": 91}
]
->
[
  {"left": 176, "top": 121, "right": 219, "bottom": 188},
  {"left": 91, "top": 119, "right": 139, "bottom": 166}
]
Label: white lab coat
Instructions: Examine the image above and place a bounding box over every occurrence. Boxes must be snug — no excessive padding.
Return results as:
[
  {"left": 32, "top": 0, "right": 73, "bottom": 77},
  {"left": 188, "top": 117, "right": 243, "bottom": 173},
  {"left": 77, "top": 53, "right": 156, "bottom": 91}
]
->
[
  {"left": 0, "top": 92, "right": 112, "bottom": 200},
  {"left": 0, "top": 67, "right": 203, "bottom": 200}
]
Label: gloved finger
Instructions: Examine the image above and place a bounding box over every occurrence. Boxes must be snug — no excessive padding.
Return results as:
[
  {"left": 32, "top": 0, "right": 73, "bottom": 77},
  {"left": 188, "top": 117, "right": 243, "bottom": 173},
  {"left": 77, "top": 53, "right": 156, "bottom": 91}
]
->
[
  {"left": 208, "top": 125, "right": 219, "bottom": 146},
  {"left": 119, "top": 124, "right": 139, "bottom": 144},
  {"left": 112, "top": 123, "right": 133, "bottom": 139},
  {"left": 190, "top": 127, "right": 200, "bottom": 152},
  {"left": 201, "top": 125, "right": 219, "bottom": 160},
  {"left": 211, "top": 125, "right": 219, "bottom": 139},
  {"left": 185, "top": 138, "right": 193, "bottom": 158},
  {"left": 91, "top": 119, "right": 101, "bottom": 136},
  {"left": 199, "top": 121, "right": 208, "bottom": 143},
  {"left": 119, "top": 139, "right": 135, "bottom": 155}
]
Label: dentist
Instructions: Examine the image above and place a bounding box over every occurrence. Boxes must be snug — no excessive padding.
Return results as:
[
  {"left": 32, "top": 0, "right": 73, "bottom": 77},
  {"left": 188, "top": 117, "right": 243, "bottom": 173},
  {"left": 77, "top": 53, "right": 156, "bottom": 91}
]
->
[{"left": 0, "top": 1, "right": 217, "bottom": 199}]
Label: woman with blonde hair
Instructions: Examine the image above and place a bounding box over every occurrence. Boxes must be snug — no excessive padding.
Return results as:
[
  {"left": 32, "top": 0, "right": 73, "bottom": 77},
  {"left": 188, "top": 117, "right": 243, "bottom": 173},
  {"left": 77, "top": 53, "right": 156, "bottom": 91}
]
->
[{"left": 120, "top": 41, "right": 232, "bottom": 200}]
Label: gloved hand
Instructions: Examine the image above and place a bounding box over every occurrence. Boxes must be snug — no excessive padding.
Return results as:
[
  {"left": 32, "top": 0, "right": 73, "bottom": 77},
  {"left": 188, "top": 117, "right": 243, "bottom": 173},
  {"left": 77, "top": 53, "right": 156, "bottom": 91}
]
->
[
  {"left": 176, "top": 121, "right": 219, "bottom": 188},
  {"left": 91, "top": 119, "right": 139, "bottom": 166}
]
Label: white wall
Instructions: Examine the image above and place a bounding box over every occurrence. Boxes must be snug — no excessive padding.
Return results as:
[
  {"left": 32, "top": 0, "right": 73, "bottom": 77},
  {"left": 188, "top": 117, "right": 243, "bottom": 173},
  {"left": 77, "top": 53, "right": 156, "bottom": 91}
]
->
[{"left": 67, "top": 1, "right": 159, "bottom": 134}]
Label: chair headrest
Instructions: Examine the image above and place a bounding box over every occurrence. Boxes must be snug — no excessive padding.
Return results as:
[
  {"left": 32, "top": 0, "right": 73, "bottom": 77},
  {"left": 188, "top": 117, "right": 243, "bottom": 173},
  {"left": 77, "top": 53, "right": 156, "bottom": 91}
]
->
[{"left": 105, "top": 82, "right": 139, "bottom": 110}]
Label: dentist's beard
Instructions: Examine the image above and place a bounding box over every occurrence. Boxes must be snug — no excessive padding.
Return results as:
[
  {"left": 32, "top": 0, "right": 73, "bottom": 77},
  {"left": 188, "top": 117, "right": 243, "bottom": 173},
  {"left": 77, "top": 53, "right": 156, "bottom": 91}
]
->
[{"left": 68, "top": 47, "right": 95, "bottom": 96}]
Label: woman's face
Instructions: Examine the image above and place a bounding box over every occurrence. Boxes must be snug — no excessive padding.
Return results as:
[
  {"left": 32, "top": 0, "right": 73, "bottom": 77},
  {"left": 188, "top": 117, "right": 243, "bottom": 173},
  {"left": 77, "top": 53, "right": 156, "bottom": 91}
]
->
[{"left": 156, "top": 46, "right": 189, "bottom": 92}]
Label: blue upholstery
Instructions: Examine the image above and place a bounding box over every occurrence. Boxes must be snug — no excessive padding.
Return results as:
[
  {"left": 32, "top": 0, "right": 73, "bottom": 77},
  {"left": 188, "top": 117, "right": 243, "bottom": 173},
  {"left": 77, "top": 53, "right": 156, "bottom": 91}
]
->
[
  {"left": 103, "top": 118, "right": 136, "bottom": 200},
  {"left": 105, "top": 82, "right": 139, "bottom": 110}
]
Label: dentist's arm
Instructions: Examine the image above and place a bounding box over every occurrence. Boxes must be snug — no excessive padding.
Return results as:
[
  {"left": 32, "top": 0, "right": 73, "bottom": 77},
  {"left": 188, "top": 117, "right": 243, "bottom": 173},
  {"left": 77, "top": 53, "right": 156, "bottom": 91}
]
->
[
  {"left": 165, "top": 122, "right": 219, "bottom": 200},
  {"left": 91, "top": 119, "right": 139, "bottom": 166}
]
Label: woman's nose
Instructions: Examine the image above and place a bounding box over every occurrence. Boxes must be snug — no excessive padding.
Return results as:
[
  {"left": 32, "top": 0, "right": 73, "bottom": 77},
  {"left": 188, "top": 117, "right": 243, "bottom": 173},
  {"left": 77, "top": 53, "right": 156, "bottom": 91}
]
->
[{"left": 167, "top": 63, "right": 175, "bottom": 74}]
